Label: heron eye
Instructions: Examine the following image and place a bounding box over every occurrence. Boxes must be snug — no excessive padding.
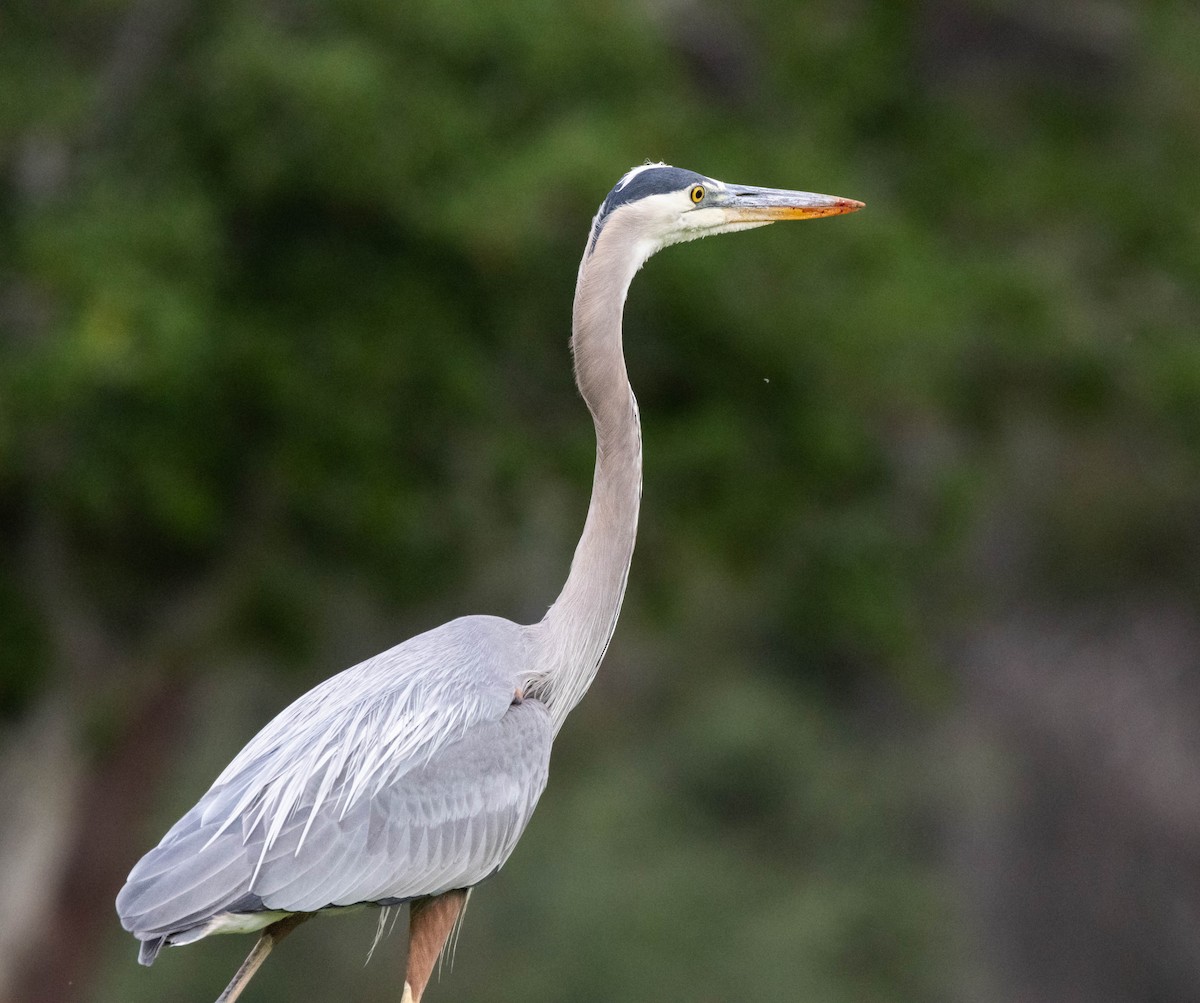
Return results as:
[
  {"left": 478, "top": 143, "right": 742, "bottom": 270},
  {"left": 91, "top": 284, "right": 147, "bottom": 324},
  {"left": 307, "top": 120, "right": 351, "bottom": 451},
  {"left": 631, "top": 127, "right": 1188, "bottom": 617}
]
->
[{"left": 690, "top": 184, "right": 705, "bottom": 204}]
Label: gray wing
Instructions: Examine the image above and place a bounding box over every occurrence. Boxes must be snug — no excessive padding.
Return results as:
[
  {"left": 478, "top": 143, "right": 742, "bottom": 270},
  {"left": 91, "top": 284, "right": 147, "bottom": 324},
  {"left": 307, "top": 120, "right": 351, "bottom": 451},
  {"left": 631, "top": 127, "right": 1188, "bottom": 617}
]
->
[
  {"left": 255, "top": 699, "right": 551, "bottom": 908},
  {"left": 117, "top": 616, "right": 551, "bottom": 957},
  {"left": 119, "top": 701, "right": 551, "bottom": 950}
]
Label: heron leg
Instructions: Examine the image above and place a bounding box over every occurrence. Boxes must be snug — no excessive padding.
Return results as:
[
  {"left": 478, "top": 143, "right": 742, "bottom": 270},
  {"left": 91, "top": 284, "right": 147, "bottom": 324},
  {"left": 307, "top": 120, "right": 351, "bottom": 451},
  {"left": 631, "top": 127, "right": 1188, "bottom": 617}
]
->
[
  {"left": 214, "top": 913, "right": 310, "bottom": 1003},
  {"left": 403, "top": 888, "right": 469, "bottom": 1002}
]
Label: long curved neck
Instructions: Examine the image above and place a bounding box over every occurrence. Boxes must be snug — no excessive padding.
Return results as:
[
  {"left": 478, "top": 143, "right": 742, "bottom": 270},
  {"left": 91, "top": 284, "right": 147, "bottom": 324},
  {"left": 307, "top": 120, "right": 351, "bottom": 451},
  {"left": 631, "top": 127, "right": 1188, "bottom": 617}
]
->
[{"left": 529, "top": 229, "right": 646, "bottom": 731}]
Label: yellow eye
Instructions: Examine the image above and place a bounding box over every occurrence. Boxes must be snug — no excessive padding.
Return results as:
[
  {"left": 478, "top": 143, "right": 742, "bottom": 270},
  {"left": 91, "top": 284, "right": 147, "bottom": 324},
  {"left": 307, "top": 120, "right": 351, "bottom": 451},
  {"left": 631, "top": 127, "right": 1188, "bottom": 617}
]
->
[{"left": 690, "top": 184, "right": 705, "bottom": 204}]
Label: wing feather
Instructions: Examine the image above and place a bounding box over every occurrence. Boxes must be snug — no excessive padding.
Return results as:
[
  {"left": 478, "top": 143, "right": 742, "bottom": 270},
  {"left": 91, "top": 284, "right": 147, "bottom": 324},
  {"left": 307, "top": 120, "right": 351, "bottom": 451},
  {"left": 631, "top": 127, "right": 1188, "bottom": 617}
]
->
[
  {"left": 202, "top": 616, "right": 527, "bottom": 851},
  {"left": 248, "top": 700, "right": 551, "bottom": 910},
  {"left": 117, "top": 641, "right": 551, "bottom": 957}
]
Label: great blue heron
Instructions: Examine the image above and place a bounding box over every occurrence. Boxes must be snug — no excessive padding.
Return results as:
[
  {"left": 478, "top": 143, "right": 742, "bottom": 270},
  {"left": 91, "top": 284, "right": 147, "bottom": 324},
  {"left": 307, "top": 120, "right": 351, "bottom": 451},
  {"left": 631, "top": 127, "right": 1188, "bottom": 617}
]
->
[{"left": 116, "top": 163, "right": 862, "bottom": 1002}]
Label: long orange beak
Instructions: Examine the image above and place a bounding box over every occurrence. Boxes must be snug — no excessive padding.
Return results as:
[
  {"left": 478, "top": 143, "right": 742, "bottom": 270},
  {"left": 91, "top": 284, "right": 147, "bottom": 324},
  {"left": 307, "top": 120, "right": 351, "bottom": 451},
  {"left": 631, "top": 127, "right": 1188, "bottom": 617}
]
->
[{"left": 717, "top": 183, "right": 864, "bottom": 221}]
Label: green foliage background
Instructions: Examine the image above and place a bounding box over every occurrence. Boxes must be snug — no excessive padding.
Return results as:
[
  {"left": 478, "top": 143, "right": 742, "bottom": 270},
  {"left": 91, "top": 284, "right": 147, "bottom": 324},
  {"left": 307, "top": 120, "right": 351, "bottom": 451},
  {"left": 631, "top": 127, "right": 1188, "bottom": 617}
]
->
[{"left": 1, "top": 1, "right": 1197, "bottom": 1001}]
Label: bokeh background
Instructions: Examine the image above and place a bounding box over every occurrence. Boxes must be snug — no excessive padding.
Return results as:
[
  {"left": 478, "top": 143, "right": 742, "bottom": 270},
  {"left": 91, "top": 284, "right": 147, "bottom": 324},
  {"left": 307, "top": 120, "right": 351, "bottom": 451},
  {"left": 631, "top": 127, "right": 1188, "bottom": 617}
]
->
[{"left": 2, "top": 1, "right": 1198, "bottom": 1001}]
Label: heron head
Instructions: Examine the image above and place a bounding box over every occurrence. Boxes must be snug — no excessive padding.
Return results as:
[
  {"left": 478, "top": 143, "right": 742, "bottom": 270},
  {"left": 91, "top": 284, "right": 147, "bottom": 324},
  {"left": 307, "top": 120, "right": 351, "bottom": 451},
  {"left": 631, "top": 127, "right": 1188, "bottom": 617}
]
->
[{"left": 586, "top": 163, "right": 863, "bottom": 264}]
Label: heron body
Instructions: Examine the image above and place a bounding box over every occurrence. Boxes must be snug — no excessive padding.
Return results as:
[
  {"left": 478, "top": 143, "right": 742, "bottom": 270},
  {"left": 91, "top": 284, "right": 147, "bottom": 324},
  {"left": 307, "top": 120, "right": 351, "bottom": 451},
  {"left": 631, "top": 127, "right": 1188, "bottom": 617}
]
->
[
  {"left": 116, "top": 164, "right": 862, "bottom": 1002},
  {"left": 119, "top": 616, "right": 549, "bottom": 957}
]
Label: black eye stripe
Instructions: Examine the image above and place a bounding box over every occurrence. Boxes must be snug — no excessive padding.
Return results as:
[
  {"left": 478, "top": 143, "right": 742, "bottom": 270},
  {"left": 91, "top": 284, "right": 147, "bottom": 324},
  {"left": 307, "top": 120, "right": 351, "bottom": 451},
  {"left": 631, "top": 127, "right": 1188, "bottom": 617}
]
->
[
  {"left": 588, "top": 167, "right": 709, "bottom": 255},
  {"left": 601, "top": 168, "right": 706, "bottom": 215}
]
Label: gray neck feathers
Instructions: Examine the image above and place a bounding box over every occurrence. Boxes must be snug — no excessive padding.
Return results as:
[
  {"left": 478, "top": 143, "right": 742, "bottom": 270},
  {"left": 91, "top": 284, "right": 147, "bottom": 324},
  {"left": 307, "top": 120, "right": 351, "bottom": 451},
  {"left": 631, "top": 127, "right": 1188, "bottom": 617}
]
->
[{"left": 527, "top": 212, "right": 648, "bottom": 731}]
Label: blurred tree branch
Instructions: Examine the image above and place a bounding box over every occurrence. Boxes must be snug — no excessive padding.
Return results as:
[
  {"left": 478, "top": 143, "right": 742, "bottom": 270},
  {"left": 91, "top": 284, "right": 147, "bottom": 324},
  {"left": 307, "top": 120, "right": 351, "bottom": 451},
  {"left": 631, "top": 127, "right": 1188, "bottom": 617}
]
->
[{"left": 0, "top": 2, "right": 209, "bottom": 999}]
